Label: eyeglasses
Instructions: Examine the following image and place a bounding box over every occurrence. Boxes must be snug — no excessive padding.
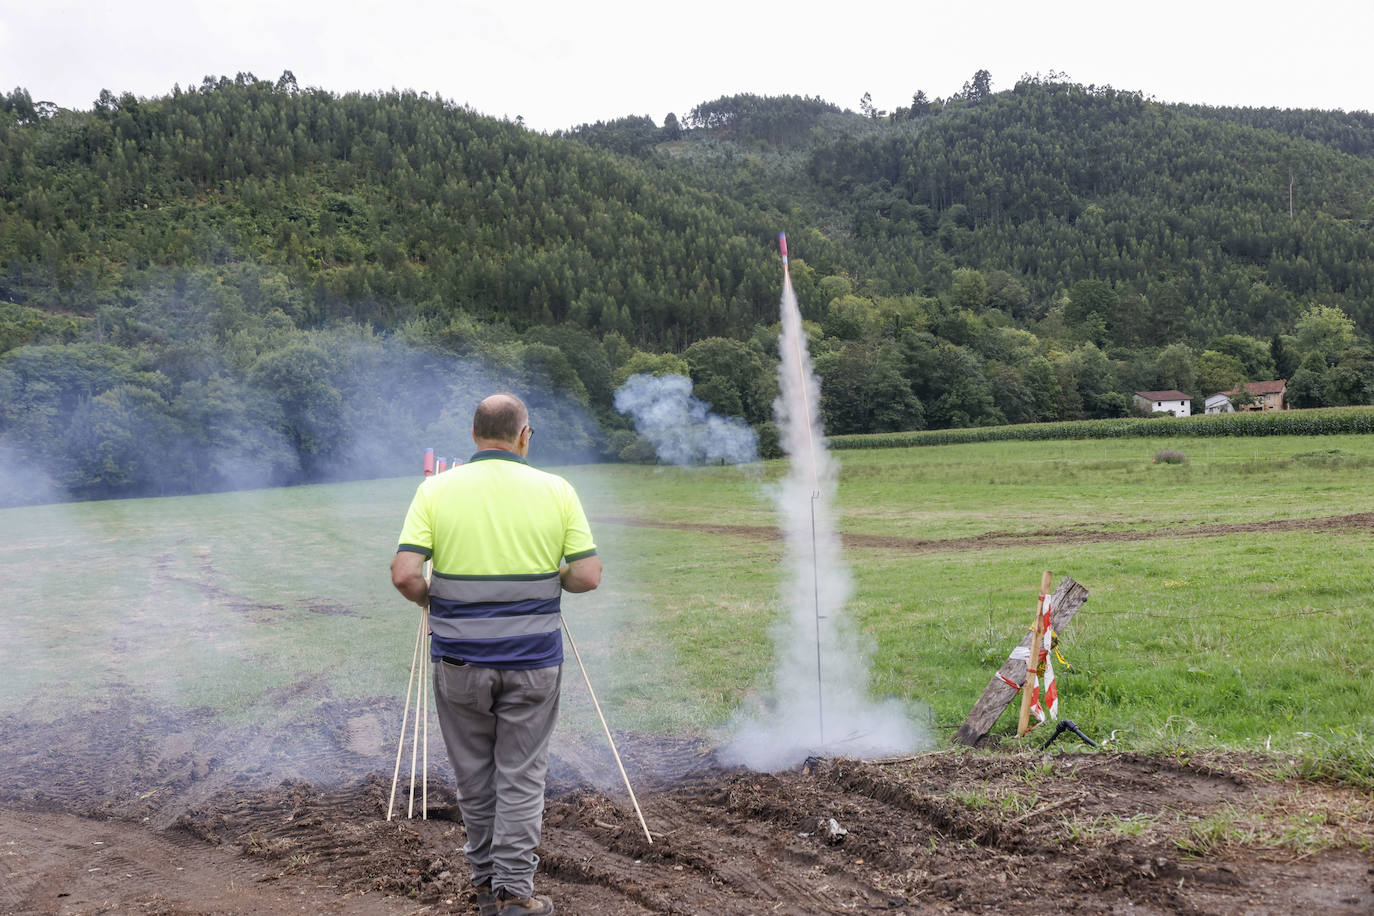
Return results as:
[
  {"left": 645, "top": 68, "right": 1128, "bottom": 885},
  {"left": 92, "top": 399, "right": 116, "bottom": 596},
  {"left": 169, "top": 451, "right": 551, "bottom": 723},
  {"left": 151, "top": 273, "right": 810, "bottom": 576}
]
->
[{"left": 524, "top": 426, "right": 534, "bottom": 440}]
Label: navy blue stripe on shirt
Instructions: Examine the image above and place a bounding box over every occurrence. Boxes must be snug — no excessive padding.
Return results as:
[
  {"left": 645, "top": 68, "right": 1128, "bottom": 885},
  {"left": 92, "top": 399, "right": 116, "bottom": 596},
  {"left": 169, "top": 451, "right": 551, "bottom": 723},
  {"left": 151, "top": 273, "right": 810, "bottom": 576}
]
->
[
  {"left": 430, "top": 631, "right": 563, "bottom": 670},
  {"left": 427, "top": 595, "right": 563, "bottom": 668}
]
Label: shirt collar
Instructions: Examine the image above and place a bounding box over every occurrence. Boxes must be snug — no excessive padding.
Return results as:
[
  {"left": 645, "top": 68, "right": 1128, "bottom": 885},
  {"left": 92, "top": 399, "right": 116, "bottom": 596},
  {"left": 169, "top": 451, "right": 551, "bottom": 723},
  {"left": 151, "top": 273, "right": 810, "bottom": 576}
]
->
[{"left": 467, "top": 448, "right": 528, "bottom": 465}]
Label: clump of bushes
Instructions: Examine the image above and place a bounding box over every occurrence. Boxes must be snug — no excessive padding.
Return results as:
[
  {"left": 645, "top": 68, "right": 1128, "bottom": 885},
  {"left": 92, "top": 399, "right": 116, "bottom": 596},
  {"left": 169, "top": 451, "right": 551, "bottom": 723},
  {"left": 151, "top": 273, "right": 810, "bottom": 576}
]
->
[{"left": 1154, "top": 449, "right": 1187, "bottom": 464}]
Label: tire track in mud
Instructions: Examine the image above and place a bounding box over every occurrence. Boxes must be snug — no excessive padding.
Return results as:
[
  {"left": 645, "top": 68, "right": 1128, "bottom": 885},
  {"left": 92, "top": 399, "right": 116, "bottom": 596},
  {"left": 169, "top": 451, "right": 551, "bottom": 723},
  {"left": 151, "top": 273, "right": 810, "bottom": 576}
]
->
[
  {"left": 542, "top": 763, "right": 969, "bottom": 914},
  {"left": 596, "top": 511, "right": 1374, "bottom": 554},
  {"left": 543, "top": 780, "right": 887, "bottom": 915}
]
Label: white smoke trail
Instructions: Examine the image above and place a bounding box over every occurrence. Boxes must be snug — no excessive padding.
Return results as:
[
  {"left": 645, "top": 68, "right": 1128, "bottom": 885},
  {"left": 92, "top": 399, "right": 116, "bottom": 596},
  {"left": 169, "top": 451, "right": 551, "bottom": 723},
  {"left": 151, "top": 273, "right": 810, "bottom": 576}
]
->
[
  {"left": 722, "top": 271, "right": 928, "bottom": 771},
  {"left": 613, "top": 373, "right": 758, "bottom": 465}
]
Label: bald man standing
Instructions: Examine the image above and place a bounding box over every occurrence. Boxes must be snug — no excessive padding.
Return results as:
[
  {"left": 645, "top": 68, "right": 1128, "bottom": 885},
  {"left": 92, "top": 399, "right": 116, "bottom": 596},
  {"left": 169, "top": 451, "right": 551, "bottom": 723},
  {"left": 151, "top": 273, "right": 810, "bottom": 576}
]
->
[{"left": 392, "top": 393, "right": 601, "bottom": 915}]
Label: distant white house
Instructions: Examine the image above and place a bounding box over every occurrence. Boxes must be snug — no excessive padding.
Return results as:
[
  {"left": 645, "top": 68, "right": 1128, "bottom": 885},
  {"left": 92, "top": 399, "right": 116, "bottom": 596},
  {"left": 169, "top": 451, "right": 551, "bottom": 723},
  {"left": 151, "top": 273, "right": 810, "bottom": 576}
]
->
[
  {"left": 1204, "top": 393, "right": 1234, "bottom": 414},
  {"left": 1133, "top": 390, "right": 1192, "bottom": 417}
]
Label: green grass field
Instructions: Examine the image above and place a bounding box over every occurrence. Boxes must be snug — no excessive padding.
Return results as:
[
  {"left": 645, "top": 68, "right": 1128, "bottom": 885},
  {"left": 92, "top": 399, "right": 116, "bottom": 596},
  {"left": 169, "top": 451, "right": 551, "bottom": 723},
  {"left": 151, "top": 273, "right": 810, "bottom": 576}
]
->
[{"left": 3, "top": 434, "right": 1373, "bottom": 770}]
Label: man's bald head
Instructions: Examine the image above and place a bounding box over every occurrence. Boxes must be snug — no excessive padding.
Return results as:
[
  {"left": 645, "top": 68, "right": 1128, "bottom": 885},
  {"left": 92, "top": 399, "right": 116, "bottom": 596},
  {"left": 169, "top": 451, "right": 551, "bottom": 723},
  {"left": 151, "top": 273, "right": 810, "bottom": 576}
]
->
[{"left": 472, "top": 393, "right": 529, "bottom": 446}]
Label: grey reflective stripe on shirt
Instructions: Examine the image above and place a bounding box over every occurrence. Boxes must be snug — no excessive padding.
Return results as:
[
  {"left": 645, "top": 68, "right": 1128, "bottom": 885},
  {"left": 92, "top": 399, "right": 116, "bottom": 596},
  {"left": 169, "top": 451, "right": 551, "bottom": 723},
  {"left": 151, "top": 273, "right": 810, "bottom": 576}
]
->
[
  {"left": 428, "top": 573, "right": 561, "bottom": 603},
  {"left": 429, "top": 612, "right": 563, "bottom": 640}
]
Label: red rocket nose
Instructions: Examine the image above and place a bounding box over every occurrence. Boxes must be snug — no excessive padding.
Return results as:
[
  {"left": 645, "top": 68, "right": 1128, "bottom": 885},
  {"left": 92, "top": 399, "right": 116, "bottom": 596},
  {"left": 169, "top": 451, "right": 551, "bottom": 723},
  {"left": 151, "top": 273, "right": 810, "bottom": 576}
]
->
[{"left": 779, "top": 232, "right": 788, "bottom": 258}]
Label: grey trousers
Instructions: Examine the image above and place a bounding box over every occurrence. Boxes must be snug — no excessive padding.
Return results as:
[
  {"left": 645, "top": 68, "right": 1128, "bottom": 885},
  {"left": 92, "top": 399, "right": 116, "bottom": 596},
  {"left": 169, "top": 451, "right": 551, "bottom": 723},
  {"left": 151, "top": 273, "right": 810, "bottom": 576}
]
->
[{"left": 432, "top": 659, "right": 561, "bottom": 898}]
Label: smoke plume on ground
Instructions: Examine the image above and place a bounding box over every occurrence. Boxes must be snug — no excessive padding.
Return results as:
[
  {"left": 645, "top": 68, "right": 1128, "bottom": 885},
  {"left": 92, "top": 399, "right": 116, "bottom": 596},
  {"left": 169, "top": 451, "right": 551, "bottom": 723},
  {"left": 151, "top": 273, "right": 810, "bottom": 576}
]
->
[
  {"left": 613, "top": 373, "right": 758, "bottom": 466},
  {"left": 722, "top": 274, "right": 929, "bottom": 771},
  {"left": 0, "top": 341, "right": 616, "bottom": 816},
  {"left": 0, "top": 444, "right": 58, "bottom": 507},
  {"left": 0, "top": 333, "right": 603, "bottom": 508}
]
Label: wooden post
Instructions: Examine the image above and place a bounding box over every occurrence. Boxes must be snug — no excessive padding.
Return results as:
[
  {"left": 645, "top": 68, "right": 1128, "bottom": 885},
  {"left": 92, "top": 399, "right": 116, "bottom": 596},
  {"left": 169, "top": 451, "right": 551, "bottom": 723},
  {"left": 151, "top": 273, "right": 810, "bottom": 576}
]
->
[
  {"left": 954, "top": 577, "right": 1089, "bottom": 747},
  {"left": 1016, "top": 570, "right": 1053, "bottom": 738}
]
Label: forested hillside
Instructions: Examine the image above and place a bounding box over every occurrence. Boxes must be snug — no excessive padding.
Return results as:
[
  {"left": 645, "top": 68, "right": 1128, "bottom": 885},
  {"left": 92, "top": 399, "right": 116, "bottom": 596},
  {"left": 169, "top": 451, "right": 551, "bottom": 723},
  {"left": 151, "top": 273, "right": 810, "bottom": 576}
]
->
[{"left": 2, "top": 71, "right": 1373, "bottom": 503}]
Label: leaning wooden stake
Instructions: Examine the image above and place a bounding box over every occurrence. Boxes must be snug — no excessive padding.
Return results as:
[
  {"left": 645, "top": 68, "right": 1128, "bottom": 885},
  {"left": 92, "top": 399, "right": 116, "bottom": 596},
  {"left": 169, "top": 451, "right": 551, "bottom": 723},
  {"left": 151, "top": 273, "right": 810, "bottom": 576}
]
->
[
  {"left": 562, "top": 619, "right": 653, "bottom": 844},
  {"left": 953, "top": 576, "right": 1090, "bottom": 747},
  {"left": 1016, "top": 570, "right": 1053, "bottom": 738}
]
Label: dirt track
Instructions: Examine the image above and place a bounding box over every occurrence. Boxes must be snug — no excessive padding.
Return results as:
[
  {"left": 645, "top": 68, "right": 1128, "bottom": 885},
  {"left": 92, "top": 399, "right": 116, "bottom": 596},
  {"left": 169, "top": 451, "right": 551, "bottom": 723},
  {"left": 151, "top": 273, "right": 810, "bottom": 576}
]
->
[
  {"left": 3, "top": 697, "right": 1372, "bottom": 915},
  {"left": 596, "top": 511, "right": 1374, "bottom": 555}
]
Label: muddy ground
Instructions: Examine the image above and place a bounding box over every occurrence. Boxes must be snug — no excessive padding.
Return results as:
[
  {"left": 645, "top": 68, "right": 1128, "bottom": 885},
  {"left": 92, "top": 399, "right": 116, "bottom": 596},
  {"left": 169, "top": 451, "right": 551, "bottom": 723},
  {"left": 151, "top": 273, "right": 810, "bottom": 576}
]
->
[{"left": 3, "top": 693, "right": 1372, "bottom": 916}]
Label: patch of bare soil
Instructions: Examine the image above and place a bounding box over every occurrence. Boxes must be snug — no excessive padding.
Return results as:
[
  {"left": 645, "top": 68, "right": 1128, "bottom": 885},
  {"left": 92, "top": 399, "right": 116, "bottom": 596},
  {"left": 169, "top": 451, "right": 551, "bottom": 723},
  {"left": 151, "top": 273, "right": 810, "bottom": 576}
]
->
[
  {"left": 596, "top": 512, "right": 1374, "bottom": 554},
  {"left": 2, "top": 697, "right": 1372, "bottom": 915}
]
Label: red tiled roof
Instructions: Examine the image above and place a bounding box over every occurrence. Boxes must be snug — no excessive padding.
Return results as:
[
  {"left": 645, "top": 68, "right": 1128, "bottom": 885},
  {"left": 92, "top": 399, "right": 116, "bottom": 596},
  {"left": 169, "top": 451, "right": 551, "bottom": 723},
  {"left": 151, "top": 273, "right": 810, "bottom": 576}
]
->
[
  {"left": 1134, "top": 390, "right": 1191, "bottom": 401},
  {"left": 1227, "top": 379, "right": 1287, "bottom": 396},
  {"left": 1242, "top": 379, "right": 1280, "bottom": 395}
]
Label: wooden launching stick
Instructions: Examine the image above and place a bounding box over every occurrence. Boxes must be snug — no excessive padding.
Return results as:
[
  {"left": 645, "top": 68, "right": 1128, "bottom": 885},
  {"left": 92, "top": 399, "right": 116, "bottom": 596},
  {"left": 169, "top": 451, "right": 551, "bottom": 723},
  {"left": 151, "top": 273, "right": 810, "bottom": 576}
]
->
[
  {"left": 422, "top": 618, "right": 429, "bottom": 819},
  {"left": 1017, "top": 570, "right": 1053, "bottom": 738},
  {"left": 420, "top": 561, "right": 430, "bottom": 818},
  {"left": 409, "top": 628, "right": 422, "bottom": 817},
  {"left": 388, "top": 609, "right": 425, "bottom": 820},
  {"left": 389, "top": 451, "right": 435, "bottom": 821},
  {"left": 562, "top": 619, "right": 653, "bottom": 844},
  {"left": 409, "top": 561, "right": 432, "bottom": 819},
  {"left": 954, "top": 576, "right": 1089, "bottom": 747}
]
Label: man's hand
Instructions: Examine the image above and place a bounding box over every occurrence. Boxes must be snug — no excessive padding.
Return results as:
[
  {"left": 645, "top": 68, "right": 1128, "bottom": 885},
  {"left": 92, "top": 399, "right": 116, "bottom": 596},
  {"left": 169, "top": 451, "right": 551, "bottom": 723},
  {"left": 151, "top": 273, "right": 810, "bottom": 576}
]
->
[
  {"left": 390, "top": 550, "right": 430, "bottom": 607},
  {"left": 559, "top": 555, "right": 602, "bottom": 593}
]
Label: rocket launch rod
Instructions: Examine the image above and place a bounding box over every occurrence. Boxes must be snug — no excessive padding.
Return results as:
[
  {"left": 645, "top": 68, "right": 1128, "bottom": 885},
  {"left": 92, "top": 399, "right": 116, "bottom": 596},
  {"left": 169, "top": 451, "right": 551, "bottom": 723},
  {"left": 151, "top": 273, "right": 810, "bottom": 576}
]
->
[
  {"left": 781, "top": 232, "right": 825, "bottom": 746},
  {"left": 810, "top": 493, "right": 824, "bottom": 745}
]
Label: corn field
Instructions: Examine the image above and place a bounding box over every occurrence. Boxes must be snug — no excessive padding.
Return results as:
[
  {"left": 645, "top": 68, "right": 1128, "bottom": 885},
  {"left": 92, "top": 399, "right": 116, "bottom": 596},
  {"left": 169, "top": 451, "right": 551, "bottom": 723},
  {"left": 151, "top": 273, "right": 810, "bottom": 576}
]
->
[{"left": 830, "top": 406, "right": 1374, "bottom": 450}]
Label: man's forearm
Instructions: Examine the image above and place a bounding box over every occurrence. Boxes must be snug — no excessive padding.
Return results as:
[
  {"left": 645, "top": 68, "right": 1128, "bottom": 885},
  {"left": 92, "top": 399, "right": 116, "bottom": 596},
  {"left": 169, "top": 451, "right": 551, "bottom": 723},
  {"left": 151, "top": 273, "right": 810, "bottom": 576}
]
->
[
  {"left": 390, "top": 552, "right": 430, "bottom": 607},
  {"left": 560, "top": 556, "right": 602, "bottom": 593},
  {"left": 394, "top": 573, "right": 429, "bottom": 606}
]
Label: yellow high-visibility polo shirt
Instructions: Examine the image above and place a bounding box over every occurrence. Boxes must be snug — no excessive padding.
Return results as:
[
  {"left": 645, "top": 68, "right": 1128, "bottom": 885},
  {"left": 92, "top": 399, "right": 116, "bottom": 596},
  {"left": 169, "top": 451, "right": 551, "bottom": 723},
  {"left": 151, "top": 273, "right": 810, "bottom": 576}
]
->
[{"left": 397, "top": 449, "right": 596, "bottom": 668}]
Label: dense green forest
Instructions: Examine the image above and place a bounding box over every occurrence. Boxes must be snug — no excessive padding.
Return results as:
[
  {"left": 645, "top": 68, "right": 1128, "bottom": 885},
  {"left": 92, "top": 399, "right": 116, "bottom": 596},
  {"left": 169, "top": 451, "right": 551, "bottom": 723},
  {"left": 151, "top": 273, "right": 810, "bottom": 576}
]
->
[{"left": 2, "top": 71, "right": 1373, "bottom": 503}]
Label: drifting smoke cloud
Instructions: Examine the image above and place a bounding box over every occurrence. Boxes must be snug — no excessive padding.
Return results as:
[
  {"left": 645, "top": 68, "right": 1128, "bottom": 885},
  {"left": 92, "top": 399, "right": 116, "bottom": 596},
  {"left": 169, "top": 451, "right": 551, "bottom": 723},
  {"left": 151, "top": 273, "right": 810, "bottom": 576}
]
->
[
  {"left": 0, "top": 340, "right": 615, "bottom": 819},
  {"left": 0, "top": 335, "right": 603, "bottom": 508},
  {"left": 0, "top": 443, "right": 58, "bottom": 507},
  {"left": 722, "top": 269, "right": 929, "bottom": 771},
  {"left": 613, "top": 373, "right": 758, "bottom": 466}
]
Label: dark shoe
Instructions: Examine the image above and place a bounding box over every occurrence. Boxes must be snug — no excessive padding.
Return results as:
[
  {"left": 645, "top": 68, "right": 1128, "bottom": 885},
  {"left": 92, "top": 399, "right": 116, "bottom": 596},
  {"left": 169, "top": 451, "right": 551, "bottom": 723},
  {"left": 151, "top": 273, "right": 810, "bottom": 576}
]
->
[
  {"left": 494, "top": 889, "right": 554, "bottom": 914},
  {"left": 474, "top": 881, "right": 498, "bottom": 916}
]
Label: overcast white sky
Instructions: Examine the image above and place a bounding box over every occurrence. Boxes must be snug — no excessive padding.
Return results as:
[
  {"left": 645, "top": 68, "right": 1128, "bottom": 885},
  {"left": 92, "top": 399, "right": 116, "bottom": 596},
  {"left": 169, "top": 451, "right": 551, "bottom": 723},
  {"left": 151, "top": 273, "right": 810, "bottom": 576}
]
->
[{"left": 2, "top": 1, "right": 1370, "bottom": 132}]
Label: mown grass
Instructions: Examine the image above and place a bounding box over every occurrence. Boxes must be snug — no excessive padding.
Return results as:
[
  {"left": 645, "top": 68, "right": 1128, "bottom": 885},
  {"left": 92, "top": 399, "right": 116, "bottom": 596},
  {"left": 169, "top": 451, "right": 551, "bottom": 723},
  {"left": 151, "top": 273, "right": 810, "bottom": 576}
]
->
[
  {"left": 828, "top": 434, "right": 1374, "bottom": 540},
  {"left": 0, "top": 479, "right": 421, "bottom": 724},
  {"left": 3, "top": 432, "right": 1372, "bottom": 776}
]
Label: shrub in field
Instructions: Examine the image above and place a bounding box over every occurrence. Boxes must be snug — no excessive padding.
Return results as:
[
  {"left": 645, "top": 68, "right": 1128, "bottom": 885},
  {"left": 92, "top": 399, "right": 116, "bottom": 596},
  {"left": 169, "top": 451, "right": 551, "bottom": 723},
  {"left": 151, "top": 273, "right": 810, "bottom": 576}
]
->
[{"left": 1154, "top": 449, "right": 1187, "bottom": 464}]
